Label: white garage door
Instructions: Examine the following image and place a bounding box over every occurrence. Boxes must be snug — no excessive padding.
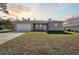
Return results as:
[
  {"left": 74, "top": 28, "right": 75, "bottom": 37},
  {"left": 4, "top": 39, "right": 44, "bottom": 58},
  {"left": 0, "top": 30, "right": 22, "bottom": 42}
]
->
[{"left": 16, "top": 23, "right": 31, "bottom": 32}]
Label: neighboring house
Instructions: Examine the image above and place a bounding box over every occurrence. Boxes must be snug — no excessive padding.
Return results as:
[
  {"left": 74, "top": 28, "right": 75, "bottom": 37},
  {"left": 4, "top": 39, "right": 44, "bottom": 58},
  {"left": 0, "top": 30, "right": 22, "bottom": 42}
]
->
[
  {"left": 65, "top": 16, "right": 79, "bottom": 32},
  {"left": 14, "top": 20, "right": 64, "bottom": 32}
]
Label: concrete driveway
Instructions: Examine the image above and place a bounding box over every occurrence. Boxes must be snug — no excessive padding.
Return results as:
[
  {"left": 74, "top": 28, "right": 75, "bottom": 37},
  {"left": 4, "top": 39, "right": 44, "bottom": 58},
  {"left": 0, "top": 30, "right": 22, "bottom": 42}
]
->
[{"left": 0, "top": 32, "right": 24, "bottom": 44}]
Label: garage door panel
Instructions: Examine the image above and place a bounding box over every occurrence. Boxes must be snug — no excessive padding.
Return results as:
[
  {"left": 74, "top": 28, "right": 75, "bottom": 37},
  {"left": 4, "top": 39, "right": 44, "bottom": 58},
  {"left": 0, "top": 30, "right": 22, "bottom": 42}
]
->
[{"left": 16, "top": 24, "right": 31, "bottom": 32}]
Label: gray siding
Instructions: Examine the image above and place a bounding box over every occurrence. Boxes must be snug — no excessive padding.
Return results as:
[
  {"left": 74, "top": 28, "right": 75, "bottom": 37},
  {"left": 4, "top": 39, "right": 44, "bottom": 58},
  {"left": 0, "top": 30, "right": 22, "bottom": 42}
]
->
[{"left": 48, "top": 21, "right": 64, "bottom": 31}]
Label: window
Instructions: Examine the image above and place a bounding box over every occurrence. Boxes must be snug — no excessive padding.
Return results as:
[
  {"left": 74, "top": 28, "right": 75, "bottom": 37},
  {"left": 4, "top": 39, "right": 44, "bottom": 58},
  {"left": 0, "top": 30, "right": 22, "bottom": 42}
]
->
[
  {"left": 54, "top": 23, "right": 58, "bottom": 27},
  {"left": 35, "top": 25, "right": 39, "bottom": 28}
]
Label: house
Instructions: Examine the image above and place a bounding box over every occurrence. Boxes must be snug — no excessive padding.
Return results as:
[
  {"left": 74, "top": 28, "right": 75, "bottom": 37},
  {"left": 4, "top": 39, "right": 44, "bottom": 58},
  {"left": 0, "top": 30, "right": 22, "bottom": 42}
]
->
[
  {"left": 14, "top": 20, "right": 64, "bottom": 32},
  {"left": 64, "top": 16, "right": 79, "bottom": 32}
]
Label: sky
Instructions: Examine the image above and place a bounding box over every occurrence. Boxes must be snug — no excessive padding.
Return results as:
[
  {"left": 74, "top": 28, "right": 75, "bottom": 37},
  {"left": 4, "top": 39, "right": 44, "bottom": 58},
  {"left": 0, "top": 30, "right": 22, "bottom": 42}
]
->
[{"left": 1, "top": 3, "right": 79, "bottom": 21}]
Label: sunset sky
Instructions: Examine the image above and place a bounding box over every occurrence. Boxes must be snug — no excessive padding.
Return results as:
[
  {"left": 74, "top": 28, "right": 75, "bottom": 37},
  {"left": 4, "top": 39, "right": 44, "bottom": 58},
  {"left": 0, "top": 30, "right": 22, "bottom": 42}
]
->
[{"left": 1, "top": 3, "right": 79, "bottom": 21}]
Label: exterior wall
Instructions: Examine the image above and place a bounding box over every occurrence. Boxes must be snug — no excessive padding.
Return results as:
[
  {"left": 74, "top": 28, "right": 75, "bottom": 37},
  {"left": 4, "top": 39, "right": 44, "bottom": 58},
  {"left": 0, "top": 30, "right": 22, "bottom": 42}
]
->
[
  {"left": 67, "top": 26, "right": 79, "bottom": 32},
  {"left": 43, "top": 25, "right": 47, "bottom": 31},
  {"left": 31, "top": 23, "right": 33, "bottom": 31},
  {"left": 66, "top": 19, "right": 79, "bottom": 32},
  {"left": 48, "top": 21, "right": 64, "bottom": 31},
  {"left": 67, "top": 21, "right": 79, "bottom": 27}
]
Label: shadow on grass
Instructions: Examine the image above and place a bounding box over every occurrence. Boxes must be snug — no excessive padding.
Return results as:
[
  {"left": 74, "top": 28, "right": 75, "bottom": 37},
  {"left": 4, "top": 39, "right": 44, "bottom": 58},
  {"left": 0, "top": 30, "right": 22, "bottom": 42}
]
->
[
  {"left": 47, "top": 31, "right": 73, "bottom": 35},
  {"left": 74, "top": 31, "right": 79, "bottom": 33},
  {"left": 0, "top": 30, "right": 12, "bottom": 33}
]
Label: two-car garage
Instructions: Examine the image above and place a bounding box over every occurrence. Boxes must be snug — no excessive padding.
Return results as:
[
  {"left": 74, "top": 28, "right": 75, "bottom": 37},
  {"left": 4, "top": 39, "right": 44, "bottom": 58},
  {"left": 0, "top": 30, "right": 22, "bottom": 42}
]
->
[{"left": 15, "top": 21, "right": 32, "bottom": 32}]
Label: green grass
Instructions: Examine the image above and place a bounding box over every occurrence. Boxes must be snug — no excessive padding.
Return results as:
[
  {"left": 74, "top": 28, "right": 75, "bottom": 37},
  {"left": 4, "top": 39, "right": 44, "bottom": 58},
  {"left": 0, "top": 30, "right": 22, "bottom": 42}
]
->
[{"left": 0, "top": 32, "right": 79, "bottom": 55}]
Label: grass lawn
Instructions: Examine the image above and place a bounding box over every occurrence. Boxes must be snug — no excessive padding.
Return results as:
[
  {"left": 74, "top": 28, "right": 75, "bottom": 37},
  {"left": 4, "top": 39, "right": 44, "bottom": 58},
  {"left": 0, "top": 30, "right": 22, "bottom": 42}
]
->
[{"left": 0, "top": 32, "right": 79, "bottom": 55}]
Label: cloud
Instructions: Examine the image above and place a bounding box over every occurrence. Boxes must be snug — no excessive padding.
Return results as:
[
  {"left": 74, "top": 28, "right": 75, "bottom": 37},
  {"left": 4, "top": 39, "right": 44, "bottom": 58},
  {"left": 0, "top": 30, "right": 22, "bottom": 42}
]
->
[
  {"left": 57, "top": 3, "right": 69, "bottom": 10},
  {"left": 7, "top": 4, "right": 33, "bottom": 17},
  {"left": 6, "top": 3, "right": 41, "bottom": 20}
]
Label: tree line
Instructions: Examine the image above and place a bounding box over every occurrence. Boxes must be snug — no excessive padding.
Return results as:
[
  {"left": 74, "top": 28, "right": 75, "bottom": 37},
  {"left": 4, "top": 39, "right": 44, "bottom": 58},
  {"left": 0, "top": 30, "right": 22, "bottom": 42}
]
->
[{"left": 0, "top": 17, "right": 14, "bottom": 30}]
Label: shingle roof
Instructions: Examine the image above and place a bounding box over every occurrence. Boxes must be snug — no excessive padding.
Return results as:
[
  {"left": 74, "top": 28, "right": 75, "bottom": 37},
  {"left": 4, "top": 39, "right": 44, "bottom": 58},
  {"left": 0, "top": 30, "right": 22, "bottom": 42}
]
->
[
  {"left": 49, "top": 20, "right": 64, "bottom": 23},
  {"left": 66, "top": 16, "right": 79, "bottom": 21},
  {"left": 15, "top": 20, "right": 64, "bottom": 24},
  {"left": 32, "top": 20, "right": 48, "bottom": 24},
  {"left": 15, "top": 21, "right": 32, "bottom": 24}
]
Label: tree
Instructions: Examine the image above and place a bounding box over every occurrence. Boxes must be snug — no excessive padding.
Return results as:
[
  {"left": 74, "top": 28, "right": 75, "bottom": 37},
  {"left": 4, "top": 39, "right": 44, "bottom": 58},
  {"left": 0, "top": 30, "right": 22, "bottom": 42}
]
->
[
  {"left": 0, "top": 17, "right": 14, "bottom": 30},
  {"left": 48, "top": 18, "right": 52, "bottom": 22},
  {"left": 0, "top": 17, "right": 3, "bottom": 30},
  {"left": 27, "top": 18, "right": 30, "bottom": 21},
  {"left": 0, "top": 3, "right": 9, "bottom": 14},
  {"left": 22, "top": 18, "right": 27, "bottom": 21}
]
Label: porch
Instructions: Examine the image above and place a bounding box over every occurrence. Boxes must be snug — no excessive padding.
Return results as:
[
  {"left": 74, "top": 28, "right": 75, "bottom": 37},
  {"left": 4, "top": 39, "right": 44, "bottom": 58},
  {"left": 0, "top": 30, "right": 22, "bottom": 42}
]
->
[{"left": 33, "top": 23, "right": 48, "bottom": 31}]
